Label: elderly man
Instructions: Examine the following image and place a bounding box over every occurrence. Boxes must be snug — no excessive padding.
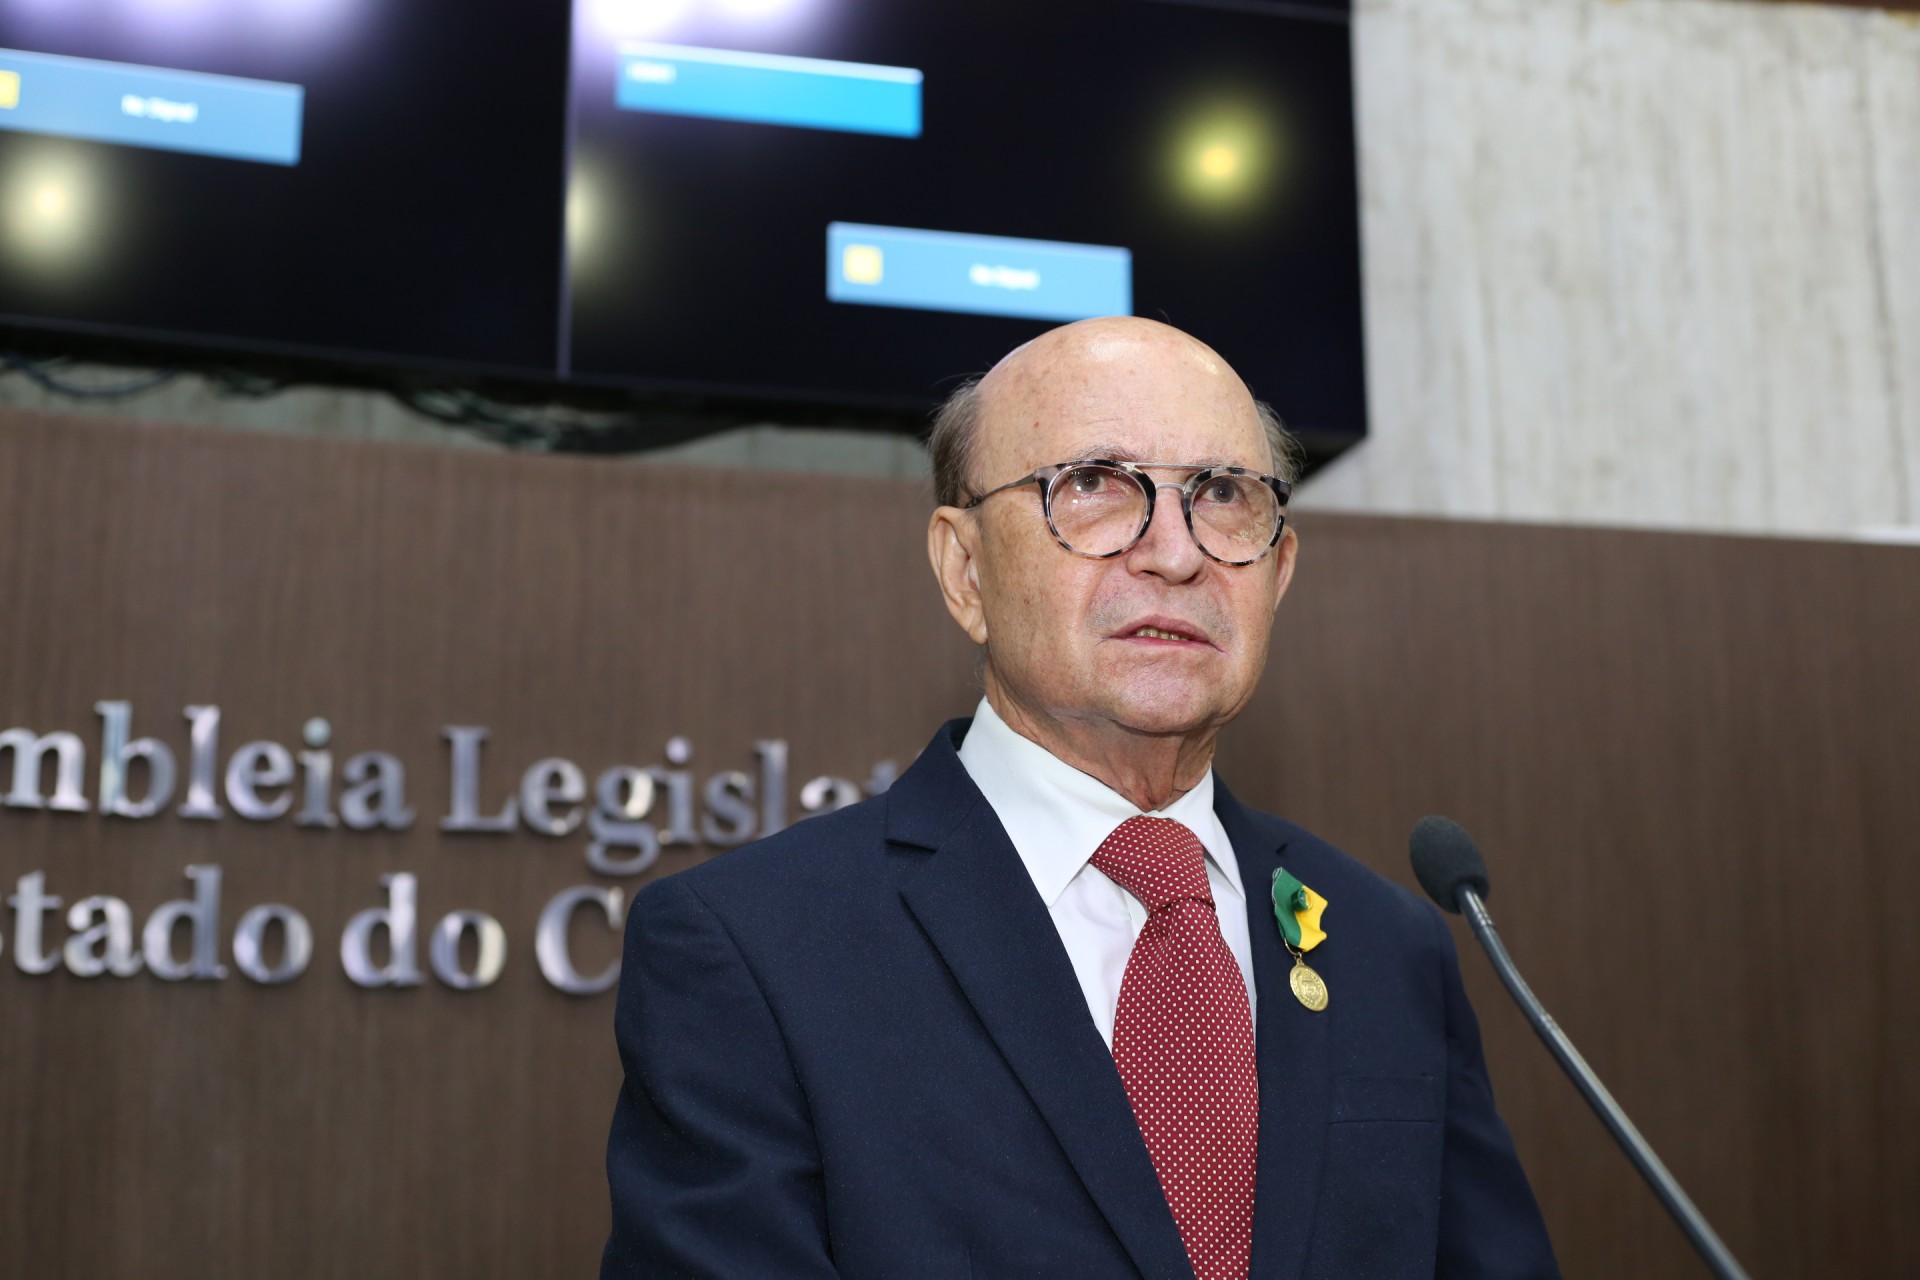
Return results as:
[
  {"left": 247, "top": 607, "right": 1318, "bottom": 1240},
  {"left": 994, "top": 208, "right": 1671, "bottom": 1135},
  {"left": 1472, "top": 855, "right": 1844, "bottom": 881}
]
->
[{"left": 603, "top": 318, "right": 1557, "bottom": 1279}]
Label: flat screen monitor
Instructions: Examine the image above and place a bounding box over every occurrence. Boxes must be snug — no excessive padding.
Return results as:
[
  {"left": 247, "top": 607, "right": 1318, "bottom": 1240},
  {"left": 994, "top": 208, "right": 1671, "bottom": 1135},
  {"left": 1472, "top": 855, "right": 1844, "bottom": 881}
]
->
[
  {"left": 565, "top": 0, "right": 1365, "bottom": 443},
  {"left": 0, "top": 0, "right": 570, "bottom": 374}
]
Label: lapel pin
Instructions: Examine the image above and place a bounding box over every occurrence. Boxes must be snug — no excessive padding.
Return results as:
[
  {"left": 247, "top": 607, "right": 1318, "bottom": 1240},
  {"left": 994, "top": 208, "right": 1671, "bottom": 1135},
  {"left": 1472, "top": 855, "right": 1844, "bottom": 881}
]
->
[{"left": 1271, "top": 868, "right": 1329, "bottom": 1012}]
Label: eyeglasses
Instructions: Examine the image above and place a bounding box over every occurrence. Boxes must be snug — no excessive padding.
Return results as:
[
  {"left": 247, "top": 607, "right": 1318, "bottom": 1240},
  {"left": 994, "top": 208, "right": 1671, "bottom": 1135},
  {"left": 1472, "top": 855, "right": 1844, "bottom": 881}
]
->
[{"left": 963, "top": 458, "right": 1293, "bottom": 567}]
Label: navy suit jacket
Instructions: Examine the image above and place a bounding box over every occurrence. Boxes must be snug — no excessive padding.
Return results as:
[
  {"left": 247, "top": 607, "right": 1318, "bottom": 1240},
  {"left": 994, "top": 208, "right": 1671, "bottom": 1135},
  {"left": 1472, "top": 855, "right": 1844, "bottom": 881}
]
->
[{"left": 603, "top": 720, "right": 1558, "bottom": 1279}]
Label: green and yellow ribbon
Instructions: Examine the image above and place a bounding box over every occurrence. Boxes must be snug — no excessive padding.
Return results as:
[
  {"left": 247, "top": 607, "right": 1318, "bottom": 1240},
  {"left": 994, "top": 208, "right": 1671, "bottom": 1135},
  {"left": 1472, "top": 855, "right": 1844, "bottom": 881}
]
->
[{"left": 1271, "top": 868, "right": 1327, "bottom": 953}]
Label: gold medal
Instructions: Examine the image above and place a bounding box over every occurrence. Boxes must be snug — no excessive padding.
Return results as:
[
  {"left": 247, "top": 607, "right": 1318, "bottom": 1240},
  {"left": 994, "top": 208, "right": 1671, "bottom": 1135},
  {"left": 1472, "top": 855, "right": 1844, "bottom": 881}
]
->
[{"left": 1288, "top": 956, "right": 1328, "bottom": 1012}]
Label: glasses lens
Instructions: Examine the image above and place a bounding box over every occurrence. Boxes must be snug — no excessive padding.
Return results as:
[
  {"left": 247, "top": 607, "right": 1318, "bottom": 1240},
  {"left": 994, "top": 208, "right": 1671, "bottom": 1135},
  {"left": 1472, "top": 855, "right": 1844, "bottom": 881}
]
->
[
  {"left": 1048, "top": 463, "right": 1148, "bottom": 556},
  {"left": 1191, "top": 472, "right": 1283, "bottom": 564}
]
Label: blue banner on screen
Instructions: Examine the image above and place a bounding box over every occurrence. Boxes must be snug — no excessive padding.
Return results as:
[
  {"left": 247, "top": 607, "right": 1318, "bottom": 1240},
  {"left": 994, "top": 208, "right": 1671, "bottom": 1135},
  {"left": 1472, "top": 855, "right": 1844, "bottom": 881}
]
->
[
  {"left": 0, "top": 49, "right": 303, "bottom": 166},
  {"left": 616, "top": 43, "right": 920, "bottom": 138},
  {"left": 826, "top": 223, "right": 1132, "bottom": 322}
]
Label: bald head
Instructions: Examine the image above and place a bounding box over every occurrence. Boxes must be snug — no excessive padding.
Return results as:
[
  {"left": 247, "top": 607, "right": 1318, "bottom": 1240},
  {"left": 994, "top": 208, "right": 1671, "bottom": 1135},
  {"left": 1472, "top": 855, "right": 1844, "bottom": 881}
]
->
[
  {"left": 979, "top": 316, "right": 1238, "bottom": 416},
  {"left": 928, "top": 317, "right": 1296, "bottom": 508}
]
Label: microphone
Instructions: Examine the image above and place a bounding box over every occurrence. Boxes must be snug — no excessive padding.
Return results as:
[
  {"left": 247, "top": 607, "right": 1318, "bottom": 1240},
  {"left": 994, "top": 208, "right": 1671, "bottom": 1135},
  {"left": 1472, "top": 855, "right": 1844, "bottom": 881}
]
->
[{"left": 1409, "top": 817, "right": 1751, "bottom": 1280}]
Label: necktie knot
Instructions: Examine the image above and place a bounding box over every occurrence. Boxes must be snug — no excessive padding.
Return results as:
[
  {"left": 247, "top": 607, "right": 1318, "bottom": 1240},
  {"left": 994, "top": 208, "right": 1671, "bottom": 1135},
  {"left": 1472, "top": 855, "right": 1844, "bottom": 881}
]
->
[{"left": 1090, "top": 815, "right": 1214, "bottom": 914}]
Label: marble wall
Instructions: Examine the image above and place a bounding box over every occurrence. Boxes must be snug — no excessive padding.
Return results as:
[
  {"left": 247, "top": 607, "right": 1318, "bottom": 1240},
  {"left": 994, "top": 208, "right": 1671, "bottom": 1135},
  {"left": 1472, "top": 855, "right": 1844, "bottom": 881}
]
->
[{"left": 1305, "top": 0, "right": 1920, "bottom": 538}]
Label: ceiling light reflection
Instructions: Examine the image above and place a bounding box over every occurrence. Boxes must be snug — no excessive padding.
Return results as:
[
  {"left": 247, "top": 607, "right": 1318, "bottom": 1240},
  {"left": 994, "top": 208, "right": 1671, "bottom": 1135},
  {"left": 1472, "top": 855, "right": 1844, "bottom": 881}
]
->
[
  {"left": 1197, "top": 144, "right": 1238, "bottom": 181},
  {"left": 567, "top": 157, "right": 605, "bottom": 278},
  {"left": 587, "top": 0, "right": 694, "bottom": 40},
  {"left": 3, "top": 146, "right": 107, "bottom": 280},
  {"left": 249, "top": 0, "right": 370, "bottom": 44},
  {"left": 120, "top": 0, "right": 227, "bottom": 44},
  {"left": 717, "top": 0, "right": 799, "bottom": 17},
  {"left": 1167, "top": 97, "right": 1284, "bottom": 216},
  {"left": 5, "top": 0, "right": 371, "bottom": 50},
  {"left": 580, "top": 0, "right": 821, "bottom": 46}
]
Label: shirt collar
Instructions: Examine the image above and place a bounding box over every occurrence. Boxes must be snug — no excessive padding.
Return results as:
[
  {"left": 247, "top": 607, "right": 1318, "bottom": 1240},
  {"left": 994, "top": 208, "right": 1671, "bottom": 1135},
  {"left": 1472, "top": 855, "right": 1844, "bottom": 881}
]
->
[{"left": 956, "top": 697, "right": 1245, "bottom": 908}]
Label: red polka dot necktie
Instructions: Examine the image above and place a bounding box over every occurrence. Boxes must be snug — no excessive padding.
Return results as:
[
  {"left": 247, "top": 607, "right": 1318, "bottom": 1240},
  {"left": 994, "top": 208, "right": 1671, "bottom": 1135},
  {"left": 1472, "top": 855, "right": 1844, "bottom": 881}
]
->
[{"left": 1091, "top": 815, "right": 1258, "bottom": 1280}]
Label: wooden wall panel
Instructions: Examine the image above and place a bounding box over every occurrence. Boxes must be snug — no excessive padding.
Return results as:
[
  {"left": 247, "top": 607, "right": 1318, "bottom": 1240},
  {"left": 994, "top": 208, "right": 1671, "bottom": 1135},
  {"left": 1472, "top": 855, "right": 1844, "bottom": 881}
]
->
[
  {"left": 2, "top": 409, "right": 1915, "bottom": 1277},
  {"left": 0, "top": 409, "right": 982, "bottom": 1279},
  {"left": 1219, "top": 514, "right": 1920, "bottom": 1278}
]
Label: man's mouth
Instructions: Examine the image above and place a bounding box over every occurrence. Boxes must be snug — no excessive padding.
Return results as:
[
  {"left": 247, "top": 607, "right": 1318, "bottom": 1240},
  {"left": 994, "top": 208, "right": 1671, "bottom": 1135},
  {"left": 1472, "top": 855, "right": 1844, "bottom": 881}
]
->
[{"left": 1117, "top": 619, "right": 1214, "bottom": 647}]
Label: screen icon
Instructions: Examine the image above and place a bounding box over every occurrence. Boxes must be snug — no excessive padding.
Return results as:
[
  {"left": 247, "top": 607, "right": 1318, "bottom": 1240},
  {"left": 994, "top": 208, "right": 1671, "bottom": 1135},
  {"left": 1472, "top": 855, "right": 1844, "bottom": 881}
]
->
[{"left": 841, "top": 243, "right": 884, "bottom": 285}]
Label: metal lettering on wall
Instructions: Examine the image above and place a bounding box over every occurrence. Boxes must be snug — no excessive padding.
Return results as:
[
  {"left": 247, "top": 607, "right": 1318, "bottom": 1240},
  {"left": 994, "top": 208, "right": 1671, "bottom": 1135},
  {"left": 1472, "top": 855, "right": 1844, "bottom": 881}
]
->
[{"left": 0, "top": 701, "right": 899, "bottom": 996}]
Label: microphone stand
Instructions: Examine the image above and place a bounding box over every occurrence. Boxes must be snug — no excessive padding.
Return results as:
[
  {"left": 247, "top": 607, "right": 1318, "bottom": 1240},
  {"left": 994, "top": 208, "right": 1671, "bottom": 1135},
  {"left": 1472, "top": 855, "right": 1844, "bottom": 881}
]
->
[{"left": 1458, "top": 886, "right": 1751, "bottom": 1280}]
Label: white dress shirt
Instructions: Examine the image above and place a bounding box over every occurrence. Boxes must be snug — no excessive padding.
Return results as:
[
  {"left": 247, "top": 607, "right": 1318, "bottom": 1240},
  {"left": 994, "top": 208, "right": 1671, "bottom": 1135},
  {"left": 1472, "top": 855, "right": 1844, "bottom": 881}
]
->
[{"left": 956, "top": 697, "right": 1257, "bottom": 1047}]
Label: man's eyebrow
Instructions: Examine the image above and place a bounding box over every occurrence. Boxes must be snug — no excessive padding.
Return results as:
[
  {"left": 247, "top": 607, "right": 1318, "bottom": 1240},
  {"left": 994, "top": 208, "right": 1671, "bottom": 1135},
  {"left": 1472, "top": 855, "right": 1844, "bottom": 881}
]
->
[{"left": 1067, "top": 443, "right": 1236, "bottom": 469}]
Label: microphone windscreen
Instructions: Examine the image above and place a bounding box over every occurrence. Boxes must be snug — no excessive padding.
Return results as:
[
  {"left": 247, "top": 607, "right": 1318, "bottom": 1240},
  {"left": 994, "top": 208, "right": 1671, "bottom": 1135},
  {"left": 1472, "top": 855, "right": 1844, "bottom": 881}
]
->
[{"left": 1409, "top": 815, "right": 1491, "bottom": 914}]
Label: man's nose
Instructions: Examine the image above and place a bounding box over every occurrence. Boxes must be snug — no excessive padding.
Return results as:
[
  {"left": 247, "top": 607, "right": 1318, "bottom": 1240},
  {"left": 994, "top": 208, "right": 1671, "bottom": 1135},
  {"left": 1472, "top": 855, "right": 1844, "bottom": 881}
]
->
[{"left": 1125, "top": 483, "right": 1206, "bottom": 581}]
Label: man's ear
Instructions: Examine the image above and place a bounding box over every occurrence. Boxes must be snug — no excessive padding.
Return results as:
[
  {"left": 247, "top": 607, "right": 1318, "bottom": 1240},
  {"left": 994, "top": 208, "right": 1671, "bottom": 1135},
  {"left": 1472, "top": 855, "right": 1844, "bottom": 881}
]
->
[
  {"left": 1269, "top": 526, "right": 1299, "bottom": 615},
  {"left": 928, "top": 506, "right": 990, "bottom": 645}
]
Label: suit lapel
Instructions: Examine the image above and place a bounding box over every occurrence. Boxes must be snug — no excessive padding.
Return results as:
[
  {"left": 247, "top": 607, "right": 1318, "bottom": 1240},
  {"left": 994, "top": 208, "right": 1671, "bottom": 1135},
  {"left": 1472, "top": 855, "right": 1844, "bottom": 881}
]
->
[
  {"left": 1213, "top": 782, "right": 1336, "bottom": 1280},
  {"left": 891, "top": 723, "right": 1194, "bottom": 1280},
  {"left": 1217, "top": 781, "right": 1331, "bottom": 1280}
]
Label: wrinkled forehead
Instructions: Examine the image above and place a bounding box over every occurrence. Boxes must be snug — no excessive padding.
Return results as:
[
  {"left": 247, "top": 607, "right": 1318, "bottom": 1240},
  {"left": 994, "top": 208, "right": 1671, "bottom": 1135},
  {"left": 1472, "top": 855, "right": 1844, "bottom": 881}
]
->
[{"left": 976, "top": 329, "right": 1267, "bottom": 478}]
